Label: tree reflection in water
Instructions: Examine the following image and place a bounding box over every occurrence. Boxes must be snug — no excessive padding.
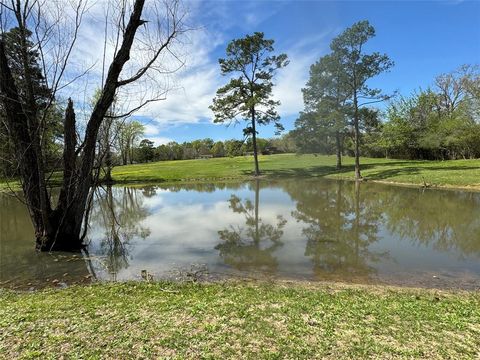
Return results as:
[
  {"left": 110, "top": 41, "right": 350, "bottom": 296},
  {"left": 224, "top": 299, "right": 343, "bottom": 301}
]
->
[
  {"left": 286, "top": 180, "right": 387, "bottom": 281},
  {"left": 215, "top": 180, "right": 286, "bottom": 274},
  {"left": 380, "top": 188, "right": 480, "bottom": 258},
  {"left": 87, "top": 186, "right": 152, "bottom": 280},
  {"left": 2, "top": 179, "right": 480, "bottom": 288}
]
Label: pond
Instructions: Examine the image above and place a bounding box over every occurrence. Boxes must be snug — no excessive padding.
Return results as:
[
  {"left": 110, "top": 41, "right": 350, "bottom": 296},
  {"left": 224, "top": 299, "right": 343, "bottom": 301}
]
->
[{"left": 1, "top": 179, "right": 480, "bottom": 290}]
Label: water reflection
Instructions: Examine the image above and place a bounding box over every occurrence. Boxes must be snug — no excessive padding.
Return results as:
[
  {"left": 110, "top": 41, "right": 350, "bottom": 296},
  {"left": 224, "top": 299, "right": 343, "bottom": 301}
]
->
[
  {"left": 216, "top": 180, "right": 286, "bottom": 273},
  {"left": 1, "top": 179, "right": 480, "bottom": 289},
  {"left": 380, "top": 189, "right": 480, "bottom": 256},
  {"left": 0, "top": 192, "right": 93, "bottom": 288},
  {"left": 87, "top": 186, "right": 152, "bottom": 280},
  {"left": 286, "top": 181, "right": 387, "bottom": 281}
]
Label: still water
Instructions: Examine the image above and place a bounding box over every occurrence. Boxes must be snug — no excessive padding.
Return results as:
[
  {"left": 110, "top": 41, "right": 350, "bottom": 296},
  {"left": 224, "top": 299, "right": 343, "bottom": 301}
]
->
[{"left": 1, "top": 179, "right": 480, "bottom": 290}]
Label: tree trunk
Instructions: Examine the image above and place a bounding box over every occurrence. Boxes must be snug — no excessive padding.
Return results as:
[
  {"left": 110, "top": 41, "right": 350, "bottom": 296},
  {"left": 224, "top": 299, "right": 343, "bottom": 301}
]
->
[
  {"left": 335, "top": 130, "right": 342, "bottom": 170},
  {"left": 0, "top": 39, "right": 53, "bottom": 245},
  {"left": 16, "top": 21, "right": 53, "bottom": 240},
  {"left": 49, "top": 99, "right": 85, "bottom": 251},
  {"left": 129, "top": 135, "right": 135, "bottom": 165},
  {"left": 105, "top": 151, "right": 113, "bottom": 183},
  {"left": 122, "top": 142, "right": 128, "bottom": 165},
  {"left": 353, "top": 92, "right": 362, "bottom": 180},
  {"left": 251, "top": 109, "right": 260, "bottom": 176}
]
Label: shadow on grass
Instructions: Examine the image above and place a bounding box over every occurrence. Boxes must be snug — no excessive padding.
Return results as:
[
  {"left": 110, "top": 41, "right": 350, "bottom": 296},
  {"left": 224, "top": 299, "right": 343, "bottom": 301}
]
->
[
  {"left": 245, "top": 160, "right": 479, "bottom": 181},
  {"left": 362, "top": 165, "right": 479, "bottom": 181}
]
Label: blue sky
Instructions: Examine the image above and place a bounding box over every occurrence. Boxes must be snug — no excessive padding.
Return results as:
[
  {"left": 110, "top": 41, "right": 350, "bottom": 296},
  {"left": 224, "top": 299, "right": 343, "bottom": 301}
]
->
[{"left": 75, "top": 0, "right": 480, "bottom": 144}]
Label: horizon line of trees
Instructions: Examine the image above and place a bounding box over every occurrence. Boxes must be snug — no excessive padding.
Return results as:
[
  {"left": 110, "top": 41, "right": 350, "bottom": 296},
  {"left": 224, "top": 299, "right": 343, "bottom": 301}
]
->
[{"left": 129, "top": 134, "right": 297, "bottom": 164}]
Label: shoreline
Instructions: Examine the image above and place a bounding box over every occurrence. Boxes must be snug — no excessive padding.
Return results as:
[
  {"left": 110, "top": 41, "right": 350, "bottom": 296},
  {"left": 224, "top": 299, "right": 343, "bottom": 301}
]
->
[
  {"left": 2, "top": 274, "right": 479, "bottom": 293},
  {"left": 3, "top": 176, "right": 480, "bottom": 193},
  {"left": 2, "top": 154, "right": 480, "bottom": 193},
  {"left": 99, "top": 175, "right": 480, "bottom": 193}
]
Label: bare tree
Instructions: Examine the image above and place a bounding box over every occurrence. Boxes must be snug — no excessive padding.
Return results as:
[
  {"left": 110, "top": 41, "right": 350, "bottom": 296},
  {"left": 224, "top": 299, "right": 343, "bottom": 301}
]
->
[
  {"left": 0, "top": 0, "right": 188, "bottom": 251},
  {"left": 434, "top": 64, "right": 480, "bottom": 116}
]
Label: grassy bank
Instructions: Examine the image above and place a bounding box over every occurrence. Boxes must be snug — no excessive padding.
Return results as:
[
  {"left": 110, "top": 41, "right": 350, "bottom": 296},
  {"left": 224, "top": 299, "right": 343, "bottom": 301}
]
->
[
  {"left": 1, "top": 281, "right": 478, "bottom": 359},
  {"left": 2, "top": 154, "right": 480, "bottom": 191},
  {"left": 112, "top": 154, "right": 480, "bottom": 189}
]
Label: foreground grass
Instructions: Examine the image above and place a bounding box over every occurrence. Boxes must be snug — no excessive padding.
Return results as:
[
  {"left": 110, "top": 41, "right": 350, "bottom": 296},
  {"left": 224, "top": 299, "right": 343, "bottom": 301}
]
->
[
  {"left": 3, "top": 154, "right": 480, "bottom": 191},
  {"left": 112, "top": 154, "right": 480, "bottom": 189},
  {"left": 0, "top": 282, "right": 479, "bottom": 359}
]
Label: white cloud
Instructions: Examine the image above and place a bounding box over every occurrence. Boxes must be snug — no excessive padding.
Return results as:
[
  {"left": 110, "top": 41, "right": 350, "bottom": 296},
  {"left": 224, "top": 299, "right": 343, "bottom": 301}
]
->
[
  {"left": 241, "top": 2, "right": 287, "bottom": 29},
  {"left": 137, "top": 66, "right": 220, "bottom": 125},
  {"left": 245, "top": 13, "right": 259, "bottom": 26},
  {"left": 45, "top": 1, "right": 333, "bottom": 138},
  {"left": 274, "top": 55, "right": 313, "bottom": 117},
  {"left": 274, "top": 31, "right": 334, "bottom": 117},
  {"left": 148, "top": 136, "right": 175, "bottom": 146},
  {"left": 143, "top": 123, "right": 161, "bottom": 136}
]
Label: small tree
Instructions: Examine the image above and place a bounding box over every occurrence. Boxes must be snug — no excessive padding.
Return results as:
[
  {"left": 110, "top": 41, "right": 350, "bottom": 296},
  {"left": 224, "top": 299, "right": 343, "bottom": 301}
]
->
[
  {"left": 224, "top": 139, "right": 244, "bottom": 157},
  {"left": 210, "top": 32, "right": 288, "bottom": 176},
  {"left": 212, "top": 141, "right": 225, "bottom": 157},
  {"left": 91, "top": 88, "right": 120, "bottom": 184},
  {"left": 136, "top": 139, "right": 155, "bottom": 163},
  {"left": 330, "top": 21, "right": 393, "bottom": 179}
]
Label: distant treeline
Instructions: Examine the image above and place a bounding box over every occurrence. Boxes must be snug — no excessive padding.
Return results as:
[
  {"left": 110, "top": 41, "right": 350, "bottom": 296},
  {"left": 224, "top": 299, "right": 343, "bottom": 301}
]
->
[{"left": 132, "top": 134, "right": 297, "bottom": 163}]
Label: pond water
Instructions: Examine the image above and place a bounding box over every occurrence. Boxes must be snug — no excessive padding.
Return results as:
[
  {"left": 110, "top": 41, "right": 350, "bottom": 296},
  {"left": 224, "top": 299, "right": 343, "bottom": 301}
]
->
[{"left": 1, "top": 179, "right": 480, "bottom": 290}]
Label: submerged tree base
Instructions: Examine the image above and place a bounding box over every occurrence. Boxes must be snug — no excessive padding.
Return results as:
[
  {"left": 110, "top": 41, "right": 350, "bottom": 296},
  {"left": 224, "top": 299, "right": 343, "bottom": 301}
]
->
[{"left": 35, "top": 235, "right": 85, "bottom": 252}]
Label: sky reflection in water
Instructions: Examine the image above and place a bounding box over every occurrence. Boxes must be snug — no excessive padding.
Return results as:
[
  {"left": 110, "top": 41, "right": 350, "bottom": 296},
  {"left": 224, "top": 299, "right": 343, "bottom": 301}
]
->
[{"left": 1, "top": 179, "right": 480, "bottom": 289}]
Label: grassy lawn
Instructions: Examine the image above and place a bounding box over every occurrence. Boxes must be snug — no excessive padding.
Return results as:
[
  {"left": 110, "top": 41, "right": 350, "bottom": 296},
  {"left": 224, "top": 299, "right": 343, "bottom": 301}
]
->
[
  {"left": 2, "top": 154, "right": 480, "bottom": 191},
  {"left": 0, "top": 179, "right": 19, "bottom": 191},
  {"left": 1, "top": 281, "right": 478, "bottom": 359},
  {"left": 111, "top": 153, "right": 480, "bottom": 189}
]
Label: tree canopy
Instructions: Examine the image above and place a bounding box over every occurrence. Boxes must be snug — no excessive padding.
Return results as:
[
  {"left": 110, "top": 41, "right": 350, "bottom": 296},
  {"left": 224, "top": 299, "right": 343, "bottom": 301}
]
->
[
  {"left": 293, "top": 20, "right": 393, "bottom": 175},
  {"left": 210, "top": 32, "right": 288, "bottom": 175}
]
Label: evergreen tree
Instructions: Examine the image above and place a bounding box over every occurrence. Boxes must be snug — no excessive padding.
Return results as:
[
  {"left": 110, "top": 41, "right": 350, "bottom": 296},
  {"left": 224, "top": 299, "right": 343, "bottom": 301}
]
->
[
  {"left": 210, "top": 32, "right": 288, "bottom": 176},
  {"left": 330, "top": 21, "right": 393, "bottom": 179}
]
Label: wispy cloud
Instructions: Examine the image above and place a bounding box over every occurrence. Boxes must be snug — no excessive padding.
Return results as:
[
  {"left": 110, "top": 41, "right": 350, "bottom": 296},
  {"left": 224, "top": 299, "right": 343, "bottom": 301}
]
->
[
  {"left": 148, "top": 136, "right": 175, "bottom": 146},
  {"left": 54, "top": 1, "right": 332, "bottom": 138},
  {"left": 274, "top": 31, "right": 334, "bottom": 118}
]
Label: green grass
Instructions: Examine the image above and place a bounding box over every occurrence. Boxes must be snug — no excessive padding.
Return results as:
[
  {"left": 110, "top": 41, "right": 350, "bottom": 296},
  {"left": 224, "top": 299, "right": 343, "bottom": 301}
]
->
[
  {"left": 112, "top": 153, "right": 480, "bottom": 189},
  {"left": 3, "top": 154, "right": 480, "bottom": 191},
  {"left": 1, "top": 281, "right": 479, "bottom": 359},
  {"left": 0, "top": 178, "right": 19, "bottom": 191}
]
